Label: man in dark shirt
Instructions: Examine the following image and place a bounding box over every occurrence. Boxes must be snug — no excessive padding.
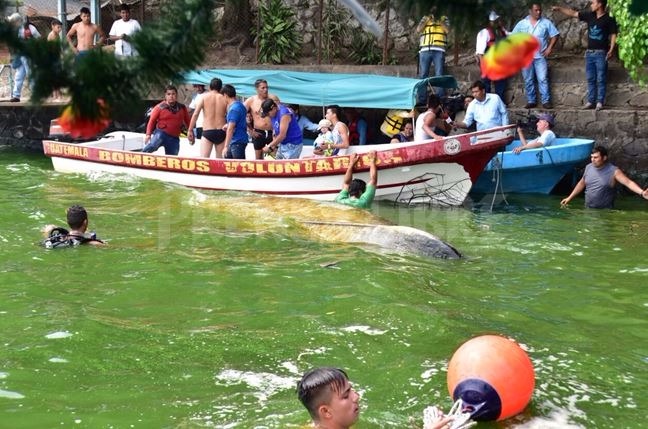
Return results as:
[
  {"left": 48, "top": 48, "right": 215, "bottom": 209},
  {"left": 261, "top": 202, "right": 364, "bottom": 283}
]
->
[{"left": 553, "top": 0, "right": 618, "bottom": 111}]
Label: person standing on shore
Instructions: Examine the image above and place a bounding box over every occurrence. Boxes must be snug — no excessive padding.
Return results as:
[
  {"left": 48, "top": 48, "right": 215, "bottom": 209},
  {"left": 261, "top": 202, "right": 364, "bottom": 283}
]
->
[
  {"left": 67, "top": 7, "right": 105, "bottom": 55},
  {"left": 8, "top": 13, "right": 41, "bottom": 103},
  {"left": 476, "top": 11, "right": 510, "bottom": 103},
  {"left": 416, "top": 7, "right": 449, "bottom": 80},
  {"left": 512, "top": 2, "right": 559, "bottom": 109},
  {"left": 552, "top": 0, "right": 618, "bottom": 111},
  {"left": 561, "top": 146, "right": 648, "bottom": 208},
  {"left": 109, "top": 3, "right": 142, "bottom": 58}
]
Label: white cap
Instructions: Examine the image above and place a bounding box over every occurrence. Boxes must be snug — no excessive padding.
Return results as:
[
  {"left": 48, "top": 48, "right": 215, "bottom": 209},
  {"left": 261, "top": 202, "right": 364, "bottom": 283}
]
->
[
  {"left": 7, "top": 12, "right": 21, "bottom": 23},
  {"left": 317, "top": 119, "right": 332, "bottom": 130},
  {"left": 489, "top": 11, "right": 500, "bottom": 21}
]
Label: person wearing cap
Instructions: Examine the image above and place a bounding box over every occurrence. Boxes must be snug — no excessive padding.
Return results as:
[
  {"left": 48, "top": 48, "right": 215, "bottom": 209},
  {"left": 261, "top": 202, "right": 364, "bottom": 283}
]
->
[
  {"left": 8, "top": 13, "right": 41, "bottom": 102},
  {"left": 512, "top": 3, "right": 559, "bottom": 109},
  {"left": 476, "top": 11, "right": 510, "bottom": 103},
  {"left": 513, "top": 112, "right": 556, "bottom": 154},
  {"left": 313, "top": 119, "right": 335, "bottom": 156},
  {"left": 561, "top": 145, "right": 648, "bottom": 209},
  {"left": 260, "top": 99, "right": 303, "bottom": 159},
  {"left": 108, "top": 3, "right": 142, "bottom": 57}
]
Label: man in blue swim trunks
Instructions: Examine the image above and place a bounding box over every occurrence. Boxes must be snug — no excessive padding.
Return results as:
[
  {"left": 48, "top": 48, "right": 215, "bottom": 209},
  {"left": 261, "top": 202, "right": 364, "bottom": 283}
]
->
[{"left": 335, "top": 151, "right": 378, "bottom": 209}]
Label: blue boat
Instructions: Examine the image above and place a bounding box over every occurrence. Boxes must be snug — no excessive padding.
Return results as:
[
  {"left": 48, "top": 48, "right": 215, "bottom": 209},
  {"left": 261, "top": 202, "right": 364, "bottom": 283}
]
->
[{"left": 472, "top": 138, "right": 595, "bottom": 194}]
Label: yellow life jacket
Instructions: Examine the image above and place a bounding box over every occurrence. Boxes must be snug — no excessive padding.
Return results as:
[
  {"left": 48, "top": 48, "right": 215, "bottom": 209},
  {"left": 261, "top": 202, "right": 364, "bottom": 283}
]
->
[
  {"left": 419, "top": 17, "right": 448, "bottom": 49},
  {"left": 380, "top": 110, "right": 412, "bottom": 137}
]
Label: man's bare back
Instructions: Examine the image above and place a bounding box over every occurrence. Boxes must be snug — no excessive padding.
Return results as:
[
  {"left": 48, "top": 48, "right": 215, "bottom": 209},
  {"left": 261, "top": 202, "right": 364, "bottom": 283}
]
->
[
  {"left": 201, "top": 92, "right": 227, "bottom": 131},
  {"left": 67, "top": 11, "right": 105, "bottom": 52}
]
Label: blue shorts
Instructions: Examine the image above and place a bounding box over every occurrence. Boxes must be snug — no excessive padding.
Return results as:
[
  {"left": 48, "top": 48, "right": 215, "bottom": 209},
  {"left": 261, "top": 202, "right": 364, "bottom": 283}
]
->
[
  {"left": 276, "top": 142, "right": 303, "bottom": 160},
  {"left": 142, "top": 129, "right": 180, "bottom": 155}
]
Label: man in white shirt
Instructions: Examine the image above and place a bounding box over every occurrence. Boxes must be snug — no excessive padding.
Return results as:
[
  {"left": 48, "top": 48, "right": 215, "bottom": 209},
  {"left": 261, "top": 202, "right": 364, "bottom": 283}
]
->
[
  {"left": 109, "top": 4, "right": 141, "bottom": 57},
  {"left": 454, "top": 80, "right": 509, "bottom": 132}
]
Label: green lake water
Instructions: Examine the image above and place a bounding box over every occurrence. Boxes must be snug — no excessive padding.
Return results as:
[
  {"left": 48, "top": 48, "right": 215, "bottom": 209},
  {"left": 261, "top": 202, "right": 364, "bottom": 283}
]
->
[{"left": 1, "top": 147, "right": 646, "bottom": 428}]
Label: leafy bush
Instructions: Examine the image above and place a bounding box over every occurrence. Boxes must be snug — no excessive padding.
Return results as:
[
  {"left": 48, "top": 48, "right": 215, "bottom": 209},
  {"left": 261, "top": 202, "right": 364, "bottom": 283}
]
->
[
  {"left": 254, "top": 0, "right": 301, "bottom": 64},
  {"left": 610, "top": 0, "right": 648, "bottom": 85}
]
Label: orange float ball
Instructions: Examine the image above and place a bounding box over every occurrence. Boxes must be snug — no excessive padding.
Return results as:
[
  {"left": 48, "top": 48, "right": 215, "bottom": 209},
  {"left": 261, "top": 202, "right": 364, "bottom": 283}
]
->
[{"left": 447, "top": 335, "right": 535, "bottom": 421}]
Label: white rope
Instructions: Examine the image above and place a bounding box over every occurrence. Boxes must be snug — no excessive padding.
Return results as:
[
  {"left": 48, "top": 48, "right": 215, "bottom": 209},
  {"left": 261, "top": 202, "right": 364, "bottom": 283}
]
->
[{"left": 423, "top": 399, "right": 476, "bottom": 429}]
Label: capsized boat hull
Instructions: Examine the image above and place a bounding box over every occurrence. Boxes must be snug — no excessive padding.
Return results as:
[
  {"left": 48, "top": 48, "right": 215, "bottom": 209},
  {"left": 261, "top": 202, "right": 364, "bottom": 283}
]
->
[
  {"left": 43, "top": 126, "right": 513, "bottom": 206},
  {"left": 472, "top": 137, "right": 595, "bottom": 194}
]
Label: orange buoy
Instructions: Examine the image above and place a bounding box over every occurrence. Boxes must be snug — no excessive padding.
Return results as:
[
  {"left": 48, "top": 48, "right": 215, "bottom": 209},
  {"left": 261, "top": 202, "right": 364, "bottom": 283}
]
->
[{"left": 447, "top": 335, "right": 535, "bottom": 421}]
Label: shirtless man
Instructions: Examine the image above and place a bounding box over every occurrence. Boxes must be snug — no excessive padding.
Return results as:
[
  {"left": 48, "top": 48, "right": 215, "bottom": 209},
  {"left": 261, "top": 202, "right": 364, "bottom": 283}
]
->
[
  {"left": 66, "top": 7, "right": 105, "bottom": 54},
  {"left": 188, "top": 78, "right": 228, "bottom": 158},
  {"left": 244, "top": 79, "right": 274, "bottom": 159}
]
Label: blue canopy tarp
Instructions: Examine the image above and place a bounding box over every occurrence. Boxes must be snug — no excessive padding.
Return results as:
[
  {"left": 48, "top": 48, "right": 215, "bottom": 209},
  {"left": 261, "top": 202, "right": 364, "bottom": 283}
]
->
[{"left": 182, "top": 69, "right": 457, "bottom": 110}]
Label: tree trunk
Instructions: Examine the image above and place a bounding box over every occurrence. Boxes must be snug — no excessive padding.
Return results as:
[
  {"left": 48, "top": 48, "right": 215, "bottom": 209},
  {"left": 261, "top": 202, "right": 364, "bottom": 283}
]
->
[{"left": 222, "top": 0, "right": 253, "bottom": 46}]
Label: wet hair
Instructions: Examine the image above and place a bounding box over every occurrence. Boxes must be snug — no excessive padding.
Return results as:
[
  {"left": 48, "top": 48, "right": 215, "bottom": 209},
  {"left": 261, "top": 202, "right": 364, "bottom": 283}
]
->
[
  {"left": 66, "top": 205, "right": 88, "bottom": 229},
  {"left": 254, "top": 79, "right": 268, "bottom": 88},
  {"left": 592, "top": 145, "right": 608, "bottom": 158},
  {"left": 80, "top": 7, "right": 91, "bottom": 16},
  {"left": 51, "top": 18, "right": 62, "bottom": 27},
  {"left": 349, "top": 178, "right": 367, "bottom": 198},
  {"left": 165, "top": 84, "right": 177, "bottom": 94},
  {"left": 471, "top": 80, "right": 486, "bottom": 91},
  {"left": 297, "top": 367, "right": 349, "bottom": 419},
  {"left": 221, "top": 84, "right": 236, "bottom": 98},
  {"left": 119, "top": 4, "right": 131, "bottom": 12},
  {"left": 209, "top": 78, "right": 222, "bottom": 91}
]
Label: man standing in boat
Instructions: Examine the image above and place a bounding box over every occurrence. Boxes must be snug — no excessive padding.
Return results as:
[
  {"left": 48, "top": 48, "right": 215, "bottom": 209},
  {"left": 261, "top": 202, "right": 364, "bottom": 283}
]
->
[
  {"left": 561, "top": 146, "right": 648, "bottom": 209},
  {"left": 335, "top": 151, "right": 378, "bottom": 209},
  {"left": 453, "top": 80, "right": 509, "bottom": 132},
  {"left": 260, "top": 99, "right": 303, "bottom": 159},
  {"left": 188, "top": 78, "right": 228, "bottom": 158},
  {"left": 142, "top": 85, "right": 191, "bottom": 155},
  {"left": 245, "top": 79, "right": 275, "bottom": 160},
  {"left": 222, "top": 84, "right": 249, "bottom": 159}
]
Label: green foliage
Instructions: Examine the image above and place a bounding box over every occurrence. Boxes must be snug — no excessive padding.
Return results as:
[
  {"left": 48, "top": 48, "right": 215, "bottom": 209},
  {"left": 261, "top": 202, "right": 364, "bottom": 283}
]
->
[
  {"left": 347, "top": 32, "right": 382, "bottom": 65},
  {"left": 254, "top": 0, "right": 301, "bottom": 64},
  {"left": 322, "top": 0, "right": 351, "bottom": 62},
  {"left": 610, "top": 0, "right": 648, "bottom": 85}
]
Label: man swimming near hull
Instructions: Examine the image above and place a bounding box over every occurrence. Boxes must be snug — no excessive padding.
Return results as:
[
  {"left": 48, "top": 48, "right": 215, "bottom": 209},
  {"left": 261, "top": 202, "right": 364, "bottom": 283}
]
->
[{"left": 188, "top": 78, "right": 228, "bottom": 158}]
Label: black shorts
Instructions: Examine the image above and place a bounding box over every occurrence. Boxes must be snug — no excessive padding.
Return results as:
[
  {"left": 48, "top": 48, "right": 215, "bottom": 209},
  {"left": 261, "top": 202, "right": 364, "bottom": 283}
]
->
[
  {"left": 252, "top": 128, "right": 273, "bottom": 150},
  {"left": 202, "top": 129, "right": 226, "bottom": 144}
]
